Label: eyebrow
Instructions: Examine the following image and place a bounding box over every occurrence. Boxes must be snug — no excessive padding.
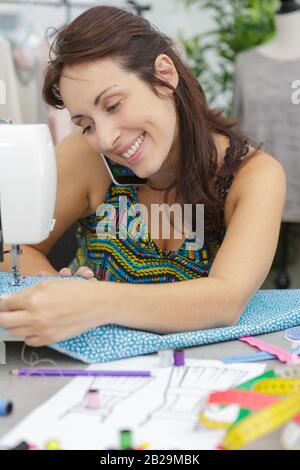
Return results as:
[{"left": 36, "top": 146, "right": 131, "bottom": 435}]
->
[{"left": 71, "top": 85, "right": 118, "bottom": 121}]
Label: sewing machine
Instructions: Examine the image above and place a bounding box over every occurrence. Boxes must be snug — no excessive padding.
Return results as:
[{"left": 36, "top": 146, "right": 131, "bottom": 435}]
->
[{"left": 0, "top": 119, "right": 57, "bottom": 341}]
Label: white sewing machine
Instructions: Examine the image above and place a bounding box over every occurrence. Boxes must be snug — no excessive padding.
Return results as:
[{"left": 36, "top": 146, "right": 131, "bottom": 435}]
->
[{"left": 0, "top": 119, "right": 57, "bottom": 342}]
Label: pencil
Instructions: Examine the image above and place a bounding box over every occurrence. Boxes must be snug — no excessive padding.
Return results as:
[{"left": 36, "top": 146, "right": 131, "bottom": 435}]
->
[{"left": 10, "top": 368, "right": 151, "bottom": 377}]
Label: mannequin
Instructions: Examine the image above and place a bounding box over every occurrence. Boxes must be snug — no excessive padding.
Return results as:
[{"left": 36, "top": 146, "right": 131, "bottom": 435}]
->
[
  {"left": 258, "top": 3, "right": 300, "bottom": 288},
  {"left": 277, "top": 0, "right": 300, "bottom": 14},
  {"left": 258, "top": 3, "right": 300, "bottom": 60},
  {"left": 233, "top": 3, "right": 300, "bottom": 289}
]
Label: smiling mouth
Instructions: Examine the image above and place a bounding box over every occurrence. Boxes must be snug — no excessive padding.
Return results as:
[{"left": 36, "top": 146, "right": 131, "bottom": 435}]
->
[{"left": 120, "top": 132, "right": 146, "bottom": 161}]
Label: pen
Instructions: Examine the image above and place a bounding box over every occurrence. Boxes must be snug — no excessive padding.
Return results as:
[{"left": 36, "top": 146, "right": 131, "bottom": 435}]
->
[
  {"left": 10, "top": 368, "right": 151, "bottom": 377},
  {"left": 10, "top": 368, "right": 152, "bottom": 377}
]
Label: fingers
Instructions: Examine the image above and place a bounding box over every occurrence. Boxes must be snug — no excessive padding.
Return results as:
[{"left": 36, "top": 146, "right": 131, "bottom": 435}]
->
[
  {"left": 59, "top": 268, "right": 72, "bottom": 277},
  {"left": 7, "top": 326, "right": 35, "bottom": 338},
  {"left": 57, "top": 266, "right": 95, "bottom": 279},
  {"left": 25, "top": 336, "right": 45, "bottom": 347},
  {"left": 0, "top": 284, "right": 41, "bottom": 311},
  {"left": 0, "top": 295, "right": 10, "bottom": 313},
  {"left": 37, "top": 271, "right": 50, "bottom": 277},
  {"left": 74, "top": 266, "right": 95, "bottom": 280},
  {"left": 0, "top": 311, "right": 30, "bottom": 329}
]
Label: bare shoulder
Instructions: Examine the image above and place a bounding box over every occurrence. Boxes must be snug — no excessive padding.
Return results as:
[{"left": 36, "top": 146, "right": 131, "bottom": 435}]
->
[
  {"left": 57, "top": 127, "right": 112, "bottom": 217},
  {"left": 229, "top": 147, "right": 286, "bottom": 203}
]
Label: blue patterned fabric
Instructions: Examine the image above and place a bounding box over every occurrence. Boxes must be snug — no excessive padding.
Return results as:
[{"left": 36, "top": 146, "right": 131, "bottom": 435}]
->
[{"left": 1, "top": 272, "right": 300, "bottom": 363}]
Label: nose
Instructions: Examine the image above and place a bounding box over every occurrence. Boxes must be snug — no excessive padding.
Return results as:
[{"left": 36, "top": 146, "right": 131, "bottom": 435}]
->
[{"left": 95, "top": 118, "right": 120, "bottom": 153}]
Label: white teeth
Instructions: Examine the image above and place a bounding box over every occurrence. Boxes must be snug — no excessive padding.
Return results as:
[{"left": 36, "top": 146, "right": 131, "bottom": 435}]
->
[{"left": 121, "top": 133, "right": 145, "bottom": 159}]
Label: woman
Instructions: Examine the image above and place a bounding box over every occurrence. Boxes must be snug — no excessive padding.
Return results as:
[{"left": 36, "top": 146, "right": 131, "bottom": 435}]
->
[{"left": 0, "top": 6, "right": 286, "bottom": 346}]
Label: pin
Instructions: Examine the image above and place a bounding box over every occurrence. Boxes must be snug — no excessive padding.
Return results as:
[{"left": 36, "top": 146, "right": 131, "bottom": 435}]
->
[
  {"left": 284, "top": 327, "right": 300, "bottom": 349},
  {"left": 45, "top": 439, "right": 61, "bottom": 450},
  {"left": 120, "top": 429, "right": 133, "bottom": 450},
  {"left": 158, "top": 349, "right": 173, "bottom": 367},
  {"left": 86, "top": 389, "right": 100, "bottom": 409},
  {"left": 174, "top": 349, "right": 185, "bottom": 366},
  {"left": 0, "top": 399, "right": 13, "bottom": 416}
]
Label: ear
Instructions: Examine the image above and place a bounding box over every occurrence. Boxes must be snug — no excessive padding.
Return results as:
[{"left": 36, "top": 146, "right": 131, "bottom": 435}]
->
[{"left": 154, "top": 54, "right": 178, "bottom": 96}]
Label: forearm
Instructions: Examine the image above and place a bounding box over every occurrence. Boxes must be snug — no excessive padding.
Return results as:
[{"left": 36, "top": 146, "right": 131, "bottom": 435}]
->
[
  {"left": 101, "top": 277, "right": 241, "bottom": 333},
  {"left": 0, "top": 245, "right": 58, "bottom": 276}
]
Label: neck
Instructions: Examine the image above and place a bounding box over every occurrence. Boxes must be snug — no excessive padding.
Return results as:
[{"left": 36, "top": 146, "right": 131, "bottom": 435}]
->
[
  {"left": 146, "top": 163, "right": 177, "bottom": 190},
  {"left": 274, "top": 10, "right": 300, "bottom": 48},
  {"left": 146, "top": 131, "right": 224, "bottom": 191}
]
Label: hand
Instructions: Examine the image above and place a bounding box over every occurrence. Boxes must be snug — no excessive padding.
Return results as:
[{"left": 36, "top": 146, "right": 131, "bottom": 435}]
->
[
  {"left": 38, "top": 266, "right": 95, "bottom": 281},
  {"left": 0, "top": 279, "right": 109, "bottom": 347}
]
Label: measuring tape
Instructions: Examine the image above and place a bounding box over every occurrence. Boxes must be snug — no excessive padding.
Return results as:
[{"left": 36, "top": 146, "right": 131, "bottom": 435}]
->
[
  {"left": 275, "top": 364, "right": 300, "bottom": 378},
  {"left": 253, "top": 377, "right": 300, "bottom": 395},
  {"left": 198, "top": 410, "right": 234, "bottom": 430},
  {"left": 199, "top": 371, "right": 300, "bottom": 448},
  {"left": 220, "top": 392, "right": 300, "bottom": 450},
  {"left": 199, "top": 389, "right": 277, "bottom": 430},
  {"left": 199, "top": 371, "right": 277, "bottom": 431}
]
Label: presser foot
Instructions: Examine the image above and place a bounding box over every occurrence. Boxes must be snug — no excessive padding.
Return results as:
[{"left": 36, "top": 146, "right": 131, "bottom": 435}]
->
[{"left": 9, "top": 245, "right": 24, "bottom": 287}]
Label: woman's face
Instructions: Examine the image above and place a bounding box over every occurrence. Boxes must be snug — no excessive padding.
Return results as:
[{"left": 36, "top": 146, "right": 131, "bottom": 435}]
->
[{"left": 59, "top": 55, "right": 179, "bottom": 181}]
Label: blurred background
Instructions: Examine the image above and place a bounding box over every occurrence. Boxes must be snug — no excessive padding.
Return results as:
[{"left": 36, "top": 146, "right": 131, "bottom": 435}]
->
[{"left": 0, "top": 0, "right": 299, "bottom": 288}]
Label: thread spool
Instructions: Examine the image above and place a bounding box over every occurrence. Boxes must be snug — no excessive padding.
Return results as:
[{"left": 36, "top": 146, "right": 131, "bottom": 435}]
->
[
  {"left": 86, "top": 389, "right": 100, "bottom": 409},
  {"left": 45, "top": 439, "right": 61, "bottom": 450},
  {"left": 158, "top": 349, "right": 173, "bottom": 367},
  {"left": 0, "top": 399, "right": 13, "bottom": 416},
  {"left": 174, "top": 349, "right": 185, "bottom": 366},
  {"left": 120, "top": 429, "right": 133, "bottom": 450},
  {"left": 285, "top": 327, "right": 300, "bottom": 349}
]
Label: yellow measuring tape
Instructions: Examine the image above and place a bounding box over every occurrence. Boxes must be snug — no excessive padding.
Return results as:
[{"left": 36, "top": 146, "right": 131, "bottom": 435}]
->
[
  {"left": 199, "top": 374, "right": 300, "bottom": 449},
  {"left": 220, "top": 393, "right": 300, "bottom": 450},
  {"left": 199, "top": 413, "right": 232, "bottom": 430},
  {"left": 254, "top": 378, "right": 300, "bottom": 395},
  {"left": 198, "top": 402, "right": 242, "bottom": 430}
]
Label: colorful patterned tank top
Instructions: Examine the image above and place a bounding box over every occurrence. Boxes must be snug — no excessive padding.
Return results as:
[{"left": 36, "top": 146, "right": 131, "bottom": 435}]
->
[{"left": 68, "top": 135, "right": 250, "bottom": 283}]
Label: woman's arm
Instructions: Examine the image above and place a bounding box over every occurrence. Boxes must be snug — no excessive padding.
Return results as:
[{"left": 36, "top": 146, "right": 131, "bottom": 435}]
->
[{"left": 0, "top": 150, "right": 286, "bottom": 345}]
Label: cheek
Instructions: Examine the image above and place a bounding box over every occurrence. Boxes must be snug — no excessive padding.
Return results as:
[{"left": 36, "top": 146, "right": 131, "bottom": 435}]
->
[{"left": 84, "top": 135, "right": 101, "bottom": 154}]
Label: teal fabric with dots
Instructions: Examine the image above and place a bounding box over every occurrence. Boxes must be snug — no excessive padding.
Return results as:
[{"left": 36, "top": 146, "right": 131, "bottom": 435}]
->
[{"left": 1, "top": 272, "right": 300, "bottom": 364}]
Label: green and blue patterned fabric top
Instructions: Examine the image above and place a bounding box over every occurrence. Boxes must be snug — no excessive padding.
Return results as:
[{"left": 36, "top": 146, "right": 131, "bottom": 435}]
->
[{"left": 69, "top": 135, "right": 250, "bottom": 283}]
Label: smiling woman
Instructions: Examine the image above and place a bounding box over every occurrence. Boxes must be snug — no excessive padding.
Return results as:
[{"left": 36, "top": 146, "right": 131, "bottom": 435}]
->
[{"left": 0, "top": 5, "right": 286, "bottom": 347}]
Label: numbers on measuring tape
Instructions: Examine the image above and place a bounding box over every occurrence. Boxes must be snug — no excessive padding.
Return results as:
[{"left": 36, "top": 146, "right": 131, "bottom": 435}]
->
[
  {"left": 275, "top": 365, "right": 300, "bottom": 378},
  {"left": 254, "top": 378, "right": 300, "bottom": 395}
]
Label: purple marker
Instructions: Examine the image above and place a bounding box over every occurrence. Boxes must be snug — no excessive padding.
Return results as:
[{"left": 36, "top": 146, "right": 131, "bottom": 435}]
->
[{"left": 10, "top": 368, "right": 151, "bottom": 378}]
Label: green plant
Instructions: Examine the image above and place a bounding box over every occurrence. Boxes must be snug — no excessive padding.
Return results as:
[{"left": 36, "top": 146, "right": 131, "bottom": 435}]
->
[{"left": 178, "top": 0, "right": 279, "bottom": 116}]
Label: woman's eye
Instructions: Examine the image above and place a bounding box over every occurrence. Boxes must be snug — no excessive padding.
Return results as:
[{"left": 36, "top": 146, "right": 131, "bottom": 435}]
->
[
  {"left": 107, "top": 100, "right": 122, "bottom": 112},
  {"left": 82, "top": 124, "right": 94, "bottom": 135},
  {"left": 81, "top": 100, "right": 122, "bottom": 134}
]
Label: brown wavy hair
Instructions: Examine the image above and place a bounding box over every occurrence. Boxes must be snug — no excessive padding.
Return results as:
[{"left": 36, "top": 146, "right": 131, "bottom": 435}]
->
[{"left": 43, "top": 5, "right": 261, "bottom": 245}]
